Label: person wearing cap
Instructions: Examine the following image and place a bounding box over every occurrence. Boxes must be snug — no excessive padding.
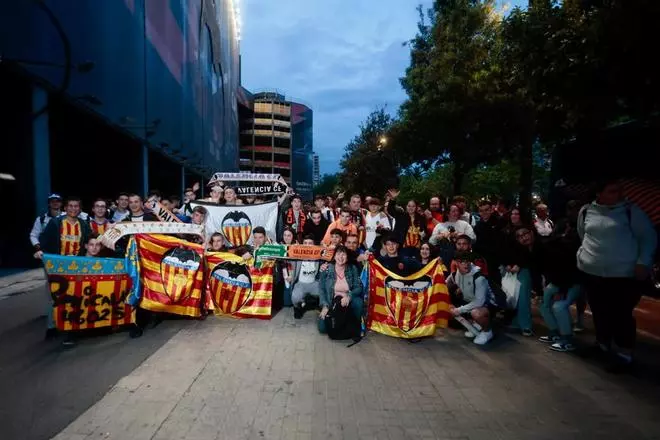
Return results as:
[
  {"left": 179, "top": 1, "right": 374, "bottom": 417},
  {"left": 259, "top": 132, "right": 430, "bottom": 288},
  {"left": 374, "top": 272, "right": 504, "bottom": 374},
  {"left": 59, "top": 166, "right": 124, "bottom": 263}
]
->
[
  {"left": 202, "top": 185, "right": 224, "bottom": 204},
  {"left": 376, "top": 233, "right": 422, "bottom": 277},
  {"left": 30, "top": 193, "right": 63, "bottom": 254},
  {"left": 446, "top": 251, "right": 495, "bottom": 345}
]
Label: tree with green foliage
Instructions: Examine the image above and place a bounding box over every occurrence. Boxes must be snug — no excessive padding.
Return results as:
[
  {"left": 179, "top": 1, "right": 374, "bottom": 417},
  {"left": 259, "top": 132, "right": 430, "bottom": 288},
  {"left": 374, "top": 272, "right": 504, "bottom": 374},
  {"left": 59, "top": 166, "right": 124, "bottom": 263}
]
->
[
  {"left": 395, "top": 1, "right": 522, "bottom": 195},
  {"left": 313, "top": 173, "right": 339, "bottom": 196},
  {"left": 338, "top": 108, "right": 399, "bottom": 196}
]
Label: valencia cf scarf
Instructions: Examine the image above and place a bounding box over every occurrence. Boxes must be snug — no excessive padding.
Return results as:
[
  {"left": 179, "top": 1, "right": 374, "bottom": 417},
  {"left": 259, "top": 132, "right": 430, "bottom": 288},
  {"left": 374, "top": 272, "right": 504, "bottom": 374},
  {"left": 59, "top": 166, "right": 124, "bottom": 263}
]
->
[{"left": 286, "top": 208, "right": 306, "bottom": 233}]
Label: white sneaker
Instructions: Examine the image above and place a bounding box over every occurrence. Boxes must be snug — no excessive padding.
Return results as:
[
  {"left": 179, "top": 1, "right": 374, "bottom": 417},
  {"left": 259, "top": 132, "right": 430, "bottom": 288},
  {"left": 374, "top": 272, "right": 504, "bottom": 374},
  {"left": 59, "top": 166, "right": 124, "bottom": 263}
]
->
[
  {"left": 464, "top": 331, "right": 476, "bottom": 339},
  {"left": 473, "top": 330, "right": 494, "bottom": 345}
]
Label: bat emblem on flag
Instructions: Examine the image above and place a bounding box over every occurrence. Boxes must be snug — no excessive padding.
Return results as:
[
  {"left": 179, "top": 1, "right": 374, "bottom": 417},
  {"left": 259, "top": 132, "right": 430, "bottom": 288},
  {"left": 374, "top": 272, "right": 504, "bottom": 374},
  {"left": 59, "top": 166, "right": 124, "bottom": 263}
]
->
[
  {"left": 221, "top": 211, "right": 253, "bottom": 247},
  {"left": 384, "top": 275, "right": 433, "bottom": 333},
  {"left": 209, "top": 261, "right": 253, "bottom": 314},
  {"left": 159, "top": 248, "right": 201, "bottom": 303}
]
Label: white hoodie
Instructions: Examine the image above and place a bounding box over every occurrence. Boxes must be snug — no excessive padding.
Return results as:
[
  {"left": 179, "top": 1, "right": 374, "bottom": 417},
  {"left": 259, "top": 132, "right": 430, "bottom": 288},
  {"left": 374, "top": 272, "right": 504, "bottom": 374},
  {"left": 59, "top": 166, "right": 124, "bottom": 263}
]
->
[
  {"left": 577, "top": 201, "right": 657, "bottom": 278},
  {"left": 447, "top": 265, "right": 490, "bottom": 314}
]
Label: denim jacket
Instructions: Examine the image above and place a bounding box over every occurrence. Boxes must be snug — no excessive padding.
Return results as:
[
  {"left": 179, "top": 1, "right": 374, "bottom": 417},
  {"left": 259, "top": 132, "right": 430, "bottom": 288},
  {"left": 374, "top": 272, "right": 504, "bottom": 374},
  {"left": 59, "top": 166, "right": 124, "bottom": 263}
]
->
[{"left": 319, "top": 263, "right": 363, "bottom": 308}]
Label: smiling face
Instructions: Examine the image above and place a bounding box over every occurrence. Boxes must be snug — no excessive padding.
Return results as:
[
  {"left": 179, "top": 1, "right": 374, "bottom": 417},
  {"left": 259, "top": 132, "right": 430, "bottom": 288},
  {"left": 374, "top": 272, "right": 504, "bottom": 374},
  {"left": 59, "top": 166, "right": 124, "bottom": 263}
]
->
[
  {"left": 314, "top": 198, "right": 325, "bottom": 209},
  {"left": 448, "top": 205, "right": 460, "bottom": 222},
  {"left": 128, "top": 196, "right": 143, "bottom": 214},
  {"left": 420, "top": 243, "right": 431, "bottom": 259},
  {"left": 385, "top": 240, "right": 399, "bottom": 257},
  {"left": 283, "top": 229, "right": 294, "bottom": 244},
  {"left": 66, "top": 200, "right": 81, "bottom": 219},
  {"left": 334, "top": 249, "right": 347, "bottom": 266},
  {"left": 311, "top": 212, "right": 322, "bottom": 225}
]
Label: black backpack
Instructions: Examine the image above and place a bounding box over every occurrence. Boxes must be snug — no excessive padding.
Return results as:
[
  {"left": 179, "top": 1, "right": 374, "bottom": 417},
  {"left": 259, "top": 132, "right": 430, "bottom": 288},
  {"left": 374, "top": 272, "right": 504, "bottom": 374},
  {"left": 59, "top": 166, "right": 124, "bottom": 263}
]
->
[
  {"left": 472, "top": 272, "right": 508, "bottom": 310},
  {"left": 325, "top": 296, "right": 361, "bottom": 342}
]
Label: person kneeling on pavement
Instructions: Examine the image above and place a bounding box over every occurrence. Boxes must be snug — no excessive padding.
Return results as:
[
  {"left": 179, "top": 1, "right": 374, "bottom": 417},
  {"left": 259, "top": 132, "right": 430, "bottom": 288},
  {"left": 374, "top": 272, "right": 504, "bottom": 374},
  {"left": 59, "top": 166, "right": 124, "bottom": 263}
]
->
[
  {"left": 290, "top": 235, "right": 322, "bottom": 319},
  {"left": 446, "top": 251, "right": 495, "bottom": 345},
  {"left": 318, "top": 245, "right": 364, "bottom": 334}
]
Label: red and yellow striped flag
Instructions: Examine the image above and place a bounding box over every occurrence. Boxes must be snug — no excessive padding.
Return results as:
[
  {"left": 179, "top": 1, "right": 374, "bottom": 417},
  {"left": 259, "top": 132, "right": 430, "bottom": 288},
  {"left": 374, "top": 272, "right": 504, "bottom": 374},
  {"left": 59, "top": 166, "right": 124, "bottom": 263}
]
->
[
  {"left": 135, "top": 234, "right": 205, "bottom": 317},
  {"left": 43, "top": 254, "right": 136, "bottom": 331},
  {"left": 206, "top": 252, "right": 274, "bottom": 319},
  {"left": 367, "top": 258, "right": 450, "bottom": 338}
]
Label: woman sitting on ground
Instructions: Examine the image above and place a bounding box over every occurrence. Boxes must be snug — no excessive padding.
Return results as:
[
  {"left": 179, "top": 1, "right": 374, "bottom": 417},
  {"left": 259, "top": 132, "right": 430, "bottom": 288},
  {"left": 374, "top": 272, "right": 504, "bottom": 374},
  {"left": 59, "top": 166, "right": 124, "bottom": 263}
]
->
[{"left": 318, "top": 245, "right": 364, "bottom": 333}]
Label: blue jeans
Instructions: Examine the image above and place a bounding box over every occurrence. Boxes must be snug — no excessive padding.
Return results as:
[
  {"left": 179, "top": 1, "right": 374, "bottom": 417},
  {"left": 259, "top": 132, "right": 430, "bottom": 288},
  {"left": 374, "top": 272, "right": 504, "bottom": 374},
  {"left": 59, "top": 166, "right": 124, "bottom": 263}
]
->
[
  {"left": 318, "top": 297, "right": 364, "bottom": 333},
  {"left": 510, "top": 268, "right": 533, "bottom": 331},
  {"left": 540, "top": 283, "right": 582, "bottom": 339}
]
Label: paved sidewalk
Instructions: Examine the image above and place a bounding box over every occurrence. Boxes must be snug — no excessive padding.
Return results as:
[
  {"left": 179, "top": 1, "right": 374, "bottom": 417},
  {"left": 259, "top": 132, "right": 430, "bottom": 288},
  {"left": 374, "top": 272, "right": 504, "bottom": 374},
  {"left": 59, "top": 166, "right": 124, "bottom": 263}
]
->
[
  {"left": 0, "top": 268, "right": 45, "bottom": 300},
  {"left": 52, "top": 312, "right": 660, "bottom": 440}
]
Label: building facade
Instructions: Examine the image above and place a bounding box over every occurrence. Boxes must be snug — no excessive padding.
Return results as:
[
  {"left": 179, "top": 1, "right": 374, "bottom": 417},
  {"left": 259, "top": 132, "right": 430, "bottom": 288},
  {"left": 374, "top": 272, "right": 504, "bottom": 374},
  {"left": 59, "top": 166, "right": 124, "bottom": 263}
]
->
[
  {"left": 239, "top": 91, "right": 314, "bottom": 200},
  {"left": 313, "top": 154, "right": 320, "bottom": 187},
  {"left": 0, "top": 0, "right": 241, "bottom": 267},
  {"left": 239, "top": 92, "right": 293, "bottom": 183}
]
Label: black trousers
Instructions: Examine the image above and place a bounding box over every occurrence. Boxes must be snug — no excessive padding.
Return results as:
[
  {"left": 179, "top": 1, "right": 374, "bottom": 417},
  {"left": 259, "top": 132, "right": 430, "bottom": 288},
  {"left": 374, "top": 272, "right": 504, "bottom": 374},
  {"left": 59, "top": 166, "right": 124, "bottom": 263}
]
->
[{"left": 582, "top": 273, "right": 642, "bottom": 350}]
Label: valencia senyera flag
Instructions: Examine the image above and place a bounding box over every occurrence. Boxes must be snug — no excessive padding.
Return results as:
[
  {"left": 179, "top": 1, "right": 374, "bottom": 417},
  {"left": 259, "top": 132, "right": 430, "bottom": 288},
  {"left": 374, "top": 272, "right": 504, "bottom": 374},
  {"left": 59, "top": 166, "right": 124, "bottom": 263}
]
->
[{"left": 367, "top": 258, "right": 450, "bottom": 338}]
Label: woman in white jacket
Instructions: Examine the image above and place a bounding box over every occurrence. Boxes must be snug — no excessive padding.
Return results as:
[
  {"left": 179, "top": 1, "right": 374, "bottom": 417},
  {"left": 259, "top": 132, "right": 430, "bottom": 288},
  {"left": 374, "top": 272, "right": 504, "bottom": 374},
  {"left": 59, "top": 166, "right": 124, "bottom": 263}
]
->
[
  {"left": 577, "top": 179, "right": 657, "bottom": 373},
  {"left": 429, "top": 205, "right": 477, "bottom": 245}
]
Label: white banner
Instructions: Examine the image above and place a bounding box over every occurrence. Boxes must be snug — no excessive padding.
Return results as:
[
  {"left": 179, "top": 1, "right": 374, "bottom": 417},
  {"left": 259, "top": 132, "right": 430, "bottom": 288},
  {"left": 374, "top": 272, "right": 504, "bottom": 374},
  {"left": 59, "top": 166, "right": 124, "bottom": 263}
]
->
[
  {"left": 191, "top": 201, "right": 279, "bottom": 248},
  {"left": 99, "top": 222, "right": 205, "bottom": 250}
]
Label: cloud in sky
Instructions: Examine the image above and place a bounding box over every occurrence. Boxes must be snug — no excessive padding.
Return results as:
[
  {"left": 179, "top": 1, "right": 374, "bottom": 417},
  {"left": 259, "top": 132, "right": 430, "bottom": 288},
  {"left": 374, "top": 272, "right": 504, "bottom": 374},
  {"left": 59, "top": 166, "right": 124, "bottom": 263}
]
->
[{"left": 239, "top": 0, "right": 527, "bottom": 175}]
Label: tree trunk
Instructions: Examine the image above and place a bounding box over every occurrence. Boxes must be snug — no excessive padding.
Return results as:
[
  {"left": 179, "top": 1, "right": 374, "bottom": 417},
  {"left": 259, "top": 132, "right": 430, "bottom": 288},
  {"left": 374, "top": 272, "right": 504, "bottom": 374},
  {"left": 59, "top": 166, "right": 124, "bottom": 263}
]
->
[
  {"left": 452, "top": 162, "right": 464, "bottom": 196},
  {"left": 518, "top": 140, "right": 534, "bottom": 215}
]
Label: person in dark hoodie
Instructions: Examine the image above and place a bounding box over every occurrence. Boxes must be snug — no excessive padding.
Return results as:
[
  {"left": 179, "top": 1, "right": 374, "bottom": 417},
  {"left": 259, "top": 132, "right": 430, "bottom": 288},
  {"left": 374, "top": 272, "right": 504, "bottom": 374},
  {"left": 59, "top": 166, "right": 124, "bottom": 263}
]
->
[
  {"left": 376, "top": 233, "right": 422, "bottom": 276},
  {"left": 500, "top": 225, "right": 543, "bottom": 337},
  {"left": 303, "top": 209, "right": 329, "bottom": 245},
  {"left": 473, "top": 199, "right": 505, "bottom": 285},
  {"left": 537, "top": 213, "right": 582, "bottom": 352}
]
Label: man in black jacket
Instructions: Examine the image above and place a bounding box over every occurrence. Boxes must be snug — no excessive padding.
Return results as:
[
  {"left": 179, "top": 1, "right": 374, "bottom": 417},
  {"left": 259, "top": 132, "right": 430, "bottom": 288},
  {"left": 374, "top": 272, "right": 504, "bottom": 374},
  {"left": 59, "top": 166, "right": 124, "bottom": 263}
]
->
[
  {"left": 473, "top": 200, "right": 505, "bottom": 285},
  {"left": 303, "top": 209, "right": 329, "bottom": 245}
]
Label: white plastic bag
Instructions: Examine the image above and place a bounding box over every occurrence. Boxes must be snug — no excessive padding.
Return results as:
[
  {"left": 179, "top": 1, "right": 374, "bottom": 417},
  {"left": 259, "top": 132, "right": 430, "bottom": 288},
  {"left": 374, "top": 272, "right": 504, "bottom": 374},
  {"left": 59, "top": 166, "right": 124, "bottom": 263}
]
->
[{"left": 501, "top": 272, "right": 521, "bottom": 309}]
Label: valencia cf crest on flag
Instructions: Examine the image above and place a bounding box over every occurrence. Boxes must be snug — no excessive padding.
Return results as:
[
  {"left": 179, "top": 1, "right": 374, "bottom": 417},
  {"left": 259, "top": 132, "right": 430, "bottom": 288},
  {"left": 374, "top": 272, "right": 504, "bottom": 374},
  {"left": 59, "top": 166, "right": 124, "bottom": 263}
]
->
[
  {"left": 209, "top": 261, "right": 253, "bottom": 314},
  {"left": 160, "top": 247, "right": 202, "bottom": 303},
  {"left": 383, "top": 275, "right": 432, "bottom": 333},
  {"left": 367, "top": 258, "right": 450, "bottom": 339},
  {"left": 221, "top": 211, "right": 253, "bottom": 247}
]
